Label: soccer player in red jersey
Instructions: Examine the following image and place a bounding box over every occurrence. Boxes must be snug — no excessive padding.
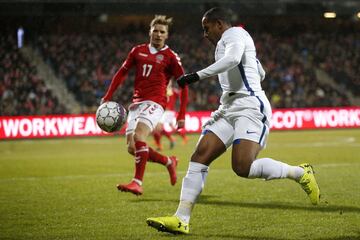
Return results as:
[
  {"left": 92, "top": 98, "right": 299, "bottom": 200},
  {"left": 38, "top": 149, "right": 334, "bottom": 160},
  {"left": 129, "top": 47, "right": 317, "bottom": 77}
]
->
[{"left": 101, "top": 15, "right": 188, "bottom": 195}]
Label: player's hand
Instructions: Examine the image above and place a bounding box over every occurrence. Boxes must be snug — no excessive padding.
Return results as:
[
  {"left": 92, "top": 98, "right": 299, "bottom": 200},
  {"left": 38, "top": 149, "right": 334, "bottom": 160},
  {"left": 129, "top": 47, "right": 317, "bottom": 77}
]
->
[
  {"left": 177, "top": 120, "right": 185, "bottom": 129},
  {"left": 176, "top": 73, "right": 199, "bottom": 88}
]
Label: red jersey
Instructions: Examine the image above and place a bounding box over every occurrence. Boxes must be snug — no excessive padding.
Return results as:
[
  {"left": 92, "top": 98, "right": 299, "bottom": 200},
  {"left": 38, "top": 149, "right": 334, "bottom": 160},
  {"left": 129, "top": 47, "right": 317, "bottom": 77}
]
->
[{"left": 103, "top": 44, "right": 188, "bottom": 120}]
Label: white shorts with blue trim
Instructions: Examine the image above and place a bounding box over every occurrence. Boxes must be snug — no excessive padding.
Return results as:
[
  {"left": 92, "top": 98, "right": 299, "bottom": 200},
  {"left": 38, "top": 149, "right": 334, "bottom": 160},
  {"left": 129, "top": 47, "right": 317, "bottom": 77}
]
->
[
  {"left": 126, "top": 101, "right": 164, "bottom": 135},
  {"left": 203, "top": 92, "right": 272, "bottom": 149}
]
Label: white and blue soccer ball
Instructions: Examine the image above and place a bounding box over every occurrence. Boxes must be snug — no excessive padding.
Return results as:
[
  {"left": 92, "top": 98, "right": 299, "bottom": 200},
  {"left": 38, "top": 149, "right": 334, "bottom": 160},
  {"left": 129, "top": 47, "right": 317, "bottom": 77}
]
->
[{"left": 96, "top": 101, "right": 127, "bottom": 133}]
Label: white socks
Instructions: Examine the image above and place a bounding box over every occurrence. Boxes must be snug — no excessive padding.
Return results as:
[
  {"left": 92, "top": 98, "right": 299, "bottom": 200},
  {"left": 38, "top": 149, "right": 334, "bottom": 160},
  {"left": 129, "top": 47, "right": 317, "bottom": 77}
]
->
[
  {"left": 174, "top": 158, "right": 303, "bottom": 224},
  {"left": 248, "top": 158, "right": 304, "bottom": 181},
  {"left": 175, "top": 162, "right": 209, "bottom": 223}
]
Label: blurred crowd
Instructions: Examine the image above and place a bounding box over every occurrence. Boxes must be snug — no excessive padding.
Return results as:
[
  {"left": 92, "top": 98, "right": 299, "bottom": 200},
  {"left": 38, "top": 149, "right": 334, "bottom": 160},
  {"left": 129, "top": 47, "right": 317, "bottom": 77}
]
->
[
  {"left": 301, "top": 32, "right": 360, "bottom": 96},
  {"left": 0, "top": 35, "right": 67, "bottom": 116},
  {"left": 256, "top": 32, "right": 351, "bottom": 108},
  {"left": 35, "top": 29, "right": 221, "bottom": 113},
  {"left": 1, "top": 17, "right": 358, "bottom": 116}
]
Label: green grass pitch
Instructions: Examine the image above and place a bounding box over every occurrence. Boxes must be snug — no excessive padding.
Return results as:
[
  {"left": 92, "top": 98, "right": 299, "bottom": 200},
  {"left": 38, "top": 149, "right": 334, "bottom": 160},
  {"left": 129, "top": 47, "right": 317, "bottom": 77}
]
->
[{"left": 1, "top": 129, "right": 359, "bottom": 240}]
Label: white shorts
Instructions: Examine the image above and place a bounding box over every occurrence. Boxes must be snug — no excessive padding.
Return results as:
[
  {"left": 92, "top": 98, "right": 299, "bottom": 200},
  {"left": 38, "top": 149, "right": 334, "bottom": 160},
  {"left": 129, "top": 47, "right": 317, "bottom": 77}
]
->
[
  {"left": 126, "top": 101, "right": 164, "bottom": 135},
  {"left": 160, "top": 110, "right": 176, "bottom": 125},
  {"left": 160, "top": 110, "right": 176, "bottom": 131},
  {"left": 203, "top": 93, "right": 272, "bottom": 149}
]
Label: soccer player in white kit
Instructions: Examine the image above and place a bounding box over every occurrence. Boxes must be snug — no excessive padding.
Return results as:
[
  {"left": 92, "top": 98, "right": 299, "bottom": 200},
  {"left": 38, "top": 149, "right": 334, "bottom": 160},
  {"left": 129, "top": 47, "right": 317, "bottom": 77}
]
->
[{"left": 147, "top": 7, "right": 320, "bottom": 234}]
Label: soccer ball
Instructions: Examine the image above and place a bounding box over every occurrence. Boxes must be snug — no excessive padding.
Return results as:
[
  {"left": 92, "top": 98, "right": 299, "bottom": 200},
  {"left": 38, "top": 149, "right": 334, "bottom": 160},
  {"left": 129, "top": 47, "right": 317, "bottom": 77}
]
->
[{"left": 96, "top": 101, "right": 127, "bottom": 133}]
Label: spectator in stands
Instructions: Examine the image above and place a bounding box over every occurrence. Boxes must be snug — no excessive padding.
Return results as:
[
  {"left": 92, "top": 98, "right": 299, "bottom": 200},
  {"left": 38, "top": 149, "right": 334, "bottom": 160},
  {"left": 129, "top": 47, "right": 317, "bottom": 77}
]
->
[
  {"left": 7, "top": 16, "right": 356, "bottom": 113},
  {"left": 0, "top": 35, "right": 66, "bottom": 116}
]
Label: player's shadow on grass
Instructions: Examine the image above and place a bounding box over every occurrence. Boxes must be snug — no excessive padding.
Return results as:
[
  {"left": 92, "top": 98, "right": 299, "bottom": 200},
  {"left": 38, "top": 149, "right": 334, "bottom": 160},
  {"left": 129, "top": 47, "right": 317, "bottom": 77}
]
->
[
  {"left": 192, "top": 233, "right": 285, "bottom": 240},
  {"left": 136, "top": 196, "right": 360, "bottom": 214},
  {"left": 197, "top": 197, "right": 360, "bottom": 213}
]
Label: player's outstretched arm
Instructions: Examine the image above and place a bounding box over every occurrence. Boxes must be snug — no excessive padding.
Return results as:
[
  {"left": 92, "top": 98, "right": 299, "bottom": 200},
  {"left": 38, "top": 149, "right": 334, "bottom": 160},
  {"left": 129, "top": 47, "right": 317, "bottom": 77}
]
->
[
  {"left": 176, "top": 73, "right": 199, "bottom": 88},
  {"left": 176, "top": 85, "right": 188, "bottom": 129},
  {"left": 102, "top": 47, "right": 136, "bottom": 103},
  {"left": 102, "top": 67, "right": 128, "bottom": 102}
]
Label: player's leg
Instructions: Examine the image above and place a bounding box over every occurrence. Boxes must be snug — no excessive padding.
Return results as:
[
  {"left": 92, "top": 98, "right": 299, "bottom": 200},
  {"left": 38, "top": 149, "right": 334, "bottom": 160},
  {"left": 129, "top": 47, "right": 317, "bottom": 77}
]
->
[
  {"left": 161, "top": 129, "right": 175, "bottom": 149},
  {"left": 147, "top": 119, "right": 233, "bottom": 234},
  {"left": 116, "top": 104, "right": 144, "bottom": 195},
  {"left": 147, "top": 132, "right": 226, "bottom": 234},
  {"left": 153, "top": 123, "right": 163, "bottom": 151},
  {"left": 147, "top": 144, "right": 179, "bottom": 185},
  {"left": 174, "top": 131, "right": 226, "bottom": 221},
  {"left": 131, "top": 109, "right": 177, "bottom": 185},
  {"left": 127, "top": 134, "right": 175, "bottom": 172},
  {"left": 161, "top": 111, "right": 176, "bottom": 149},
  {"left": 231, "top": 139, "right": 304, "bottom": 180},
  {"left": 231, "top": 95, "right": 319, "bottom": 204},
  {"left": 231, "top": 140, "right": 319, "bottom": 205},
  {"left": 117, "top": 122, "right": 151, "bottom": 195},
  {"left": 177, "top": 128, "right": 188, "bottom": 145},
  {"left": 174, "top": 117, "right": 235, "bottom": 225},
  {"left": 117, "top": 102, "right": 160, "bottom": 194},
  {"left": 135, "top": 102, "right": 178, "bottom": 185},
  {"left": 126, "top": 132, "right": 135, "bottom": 156}
]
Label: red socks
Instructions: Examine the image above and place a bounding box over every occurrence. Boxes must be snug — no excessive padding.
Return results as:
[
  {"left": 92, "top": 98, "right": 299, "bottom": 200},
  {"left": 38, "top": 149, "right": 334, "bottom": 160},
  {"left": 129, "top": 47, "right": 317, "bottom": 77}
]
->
[
  {"left": 133, "top": 141, "right": 171, "bottom": 183},
  {"left": 161, "top": 129, "right": 175, "bottom": 142},
  {"left": 177, "top": 129, "right": 186, "bottom": 138},
  {"left": 134, "top": 141, "right": 149, "bottom": 182},
  {"left": 148, "top": 147, "right": 168, "bottom": 165}
]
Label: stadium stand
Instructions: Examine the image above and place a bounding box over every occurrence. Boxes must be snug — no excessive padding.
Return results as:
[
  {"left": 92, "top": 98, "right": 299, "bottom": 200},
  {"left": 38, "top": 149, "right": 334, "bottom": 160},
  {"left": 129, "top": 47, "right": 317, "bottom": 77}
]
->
[
  {"left": 32, "top": 32, "right": 353, "bottom": 111},
  {"left": 0, "top": 35, "right": 67, "bottom": 116},
  {"left": 1, "top": 15, "right": 358, "bottom": 115}
]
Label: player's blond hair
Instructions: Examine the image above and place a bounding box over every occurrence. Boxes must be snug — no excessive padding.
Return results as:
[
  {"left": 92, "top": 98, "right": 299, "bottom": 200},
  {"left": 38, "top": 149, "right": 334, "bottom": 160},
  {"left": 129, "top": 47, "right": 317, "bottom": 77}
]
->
[{"left": 150, "top": 15, "right": 173, "bottom": 29}]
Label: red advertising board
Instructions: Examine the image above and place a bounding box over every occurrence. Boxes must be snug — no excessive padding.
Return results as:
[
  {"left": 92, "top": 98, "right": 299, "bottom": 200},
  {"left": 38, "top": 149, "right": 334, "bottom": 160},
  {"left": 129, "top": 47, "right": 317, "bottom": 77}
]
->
[{"left": 0, "top": 107, "right": 359, "bottom": 140}]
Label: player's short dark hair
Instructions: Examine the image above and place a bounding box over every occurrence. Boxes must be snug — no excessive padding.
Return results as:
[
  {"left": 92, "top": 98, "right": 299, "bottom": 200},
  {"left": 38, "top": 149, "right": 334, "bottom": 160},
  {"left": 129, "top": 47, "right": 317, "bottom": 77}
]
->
[{"left": 203, "top": 7, "right": 232, "bottom": 25}]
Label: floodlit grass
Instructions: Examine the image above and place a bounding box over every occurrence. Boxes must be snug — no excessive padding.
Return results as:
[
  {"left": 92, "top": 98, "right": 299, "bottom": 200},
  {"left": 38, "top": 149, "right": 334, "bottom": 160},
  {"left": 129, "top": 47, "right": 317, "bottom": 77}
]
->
[{"left": 0, "top": 129, "right": 359, "bottom": 240}]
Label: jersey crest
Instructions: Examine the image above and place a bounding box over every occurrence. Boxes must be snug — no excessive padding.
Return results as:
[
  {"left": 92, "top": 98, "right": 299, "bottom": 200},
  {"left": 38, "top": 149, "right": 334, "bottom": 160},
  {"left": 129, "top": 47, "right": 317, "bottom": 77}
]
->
[{"left": 156, "top": 54, "right": 164, "bottom": 63}]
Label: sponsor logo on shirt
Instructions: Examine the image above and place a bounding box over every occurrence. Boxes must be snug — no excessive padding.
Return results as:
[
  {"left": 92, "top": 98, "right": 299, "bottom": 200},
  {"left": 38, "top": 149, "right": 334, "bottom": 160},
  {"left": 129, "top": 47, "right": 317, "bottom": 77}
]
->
[{"left": 139, "top": 53, "right": 148, "bottom": 57}]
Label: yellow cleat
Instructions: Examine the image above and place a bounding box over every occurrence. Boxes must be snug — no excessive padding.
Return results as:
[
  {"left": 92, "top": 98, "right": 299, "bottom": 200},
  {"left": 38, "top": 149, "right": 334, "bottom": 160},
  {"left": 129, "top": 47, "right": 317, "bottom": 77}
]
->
[
  {"left": 297, "top": 163, "right": 320, "bottom": 205},
  {"left": 146, "top": 216, "right": 189, "bottom": 234}
]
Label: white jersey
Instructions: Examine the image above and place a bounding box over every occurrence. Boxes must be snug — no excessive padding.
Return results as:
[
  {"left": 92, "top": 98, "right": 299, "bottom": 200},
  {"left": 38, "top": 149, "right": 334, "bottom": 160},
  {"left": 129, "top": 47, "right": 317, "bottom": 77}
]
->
[{"left": 197, "top": 27, "right": 264, "bottom": 104}]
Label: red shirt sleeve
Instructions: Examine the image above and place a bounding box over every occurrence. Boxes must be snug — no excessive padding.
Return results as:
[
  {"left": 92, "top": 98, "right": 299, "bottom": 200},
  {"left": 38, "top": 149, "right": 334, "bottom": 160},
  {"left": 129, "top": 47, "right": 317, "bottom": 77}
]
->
[
  {"left": 169, "top": 52, "right": 188, "bottom": 121},
  {"left": 176, "top": 85, "right": 188, "bottom": 121},
  {"left": 170, "top": 52, "right": 185, "bottom": 80},
  {"left": 102, "top": 47, "right": 135, "bottom": 101}
]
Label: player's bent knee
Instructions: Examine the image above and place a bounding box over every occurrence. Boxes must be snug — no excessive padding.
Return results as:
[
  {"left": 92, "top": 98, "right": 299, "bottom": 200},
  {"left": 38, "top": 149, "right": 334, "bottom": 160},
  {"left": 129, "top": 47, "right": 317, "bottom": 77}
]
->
[
  {"left": 232, "top": 165, "right": 249, "bottom": 178},
  {"left": 232, "top": 158, "right": 253, "bottom": 178},
  {"left": 190, "top": 145, "right": 209, "bottom": 164},
  {"left": 190, "top": 152, "right": 203, "bottom": 164},
  {"left": 133, "top": 132, "right": 141, "bottom": 142}
]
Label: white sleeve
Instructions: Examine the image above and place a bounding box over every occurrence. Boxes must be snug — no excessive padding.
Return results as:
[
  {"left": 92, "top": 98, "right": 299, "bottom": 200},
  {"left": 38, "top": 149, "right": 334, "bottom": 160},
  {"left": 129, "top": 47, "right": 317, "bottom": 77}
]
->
[{"left": 197, "top": 32, "right": 245, "bottom": 80}]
